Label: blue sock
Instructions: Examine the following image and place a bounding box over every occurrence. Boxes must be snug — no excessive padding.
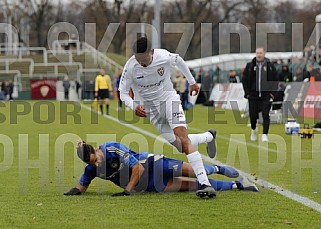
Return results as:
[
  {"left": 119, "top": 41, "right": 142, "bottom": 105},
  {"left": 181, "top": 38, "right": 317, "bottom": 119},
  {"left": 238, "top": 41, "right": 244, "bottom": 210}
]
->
[
  {"left": 197, "top": 179, "right": 234, "bottom": 191},
  {"left": 204, "top": 164, "right": 219, "bottom": 175},
  {"left": 209, "top": 178, "right": 234, "bottom": 191}
]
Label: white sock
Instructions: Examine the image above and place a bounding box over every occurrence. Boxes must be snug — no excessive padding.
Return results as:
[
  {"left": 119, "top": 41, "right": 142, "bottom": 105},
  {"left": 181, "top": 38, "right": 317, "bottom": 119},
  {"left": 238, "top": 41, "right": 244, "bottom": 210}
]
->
[
  {"left": 188, "top": 132, "right": 213, "bottom": 146},
  {"left": 186, "top": 151, "right": 211, "bottom": 186},
  {"left": 213, "top": 165, "right": 219, "bottom": 173},
  {"left": 232, "top": 183, "right": 238, "bottom": 189}
]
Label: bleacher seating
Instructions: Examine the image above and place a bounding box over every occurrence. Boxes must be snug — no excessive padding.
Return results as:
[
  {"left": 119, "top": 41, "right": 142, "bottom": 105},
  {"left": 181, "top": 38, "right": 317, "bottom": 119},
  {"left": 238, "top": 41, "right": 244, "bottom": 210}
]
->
[{"left": 0, "top": 41, "right": 123, "bottom": 97}]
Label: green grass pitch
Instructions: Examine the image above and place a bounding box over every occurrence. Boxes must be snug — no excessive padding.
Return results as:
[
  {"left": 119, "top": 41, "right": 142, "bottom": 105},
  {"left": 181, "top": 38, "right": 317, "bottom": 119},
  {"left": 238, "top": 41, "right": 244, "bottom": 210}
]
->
[{"left": 0, "top": 100, "right": 320, "bottom": 228}]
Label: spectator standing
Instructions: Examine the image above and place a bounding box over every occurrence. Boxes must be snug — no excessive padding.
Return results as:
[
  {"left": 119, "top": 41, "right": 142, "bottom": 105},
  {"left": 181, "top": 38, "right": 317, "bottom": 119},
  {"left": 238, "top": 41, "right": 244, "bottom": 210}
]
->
[
  {"left": 75, "top": 80, "right": 82, "bottom": 100},
  {"left": 0, "top": 81, "right": 7, "bottom": 100},
  {"left": 189, "top": 67, "right": 196, "bottom": 79},
  {"left": 63, "top": 76, "right": 71, "bottom": 100},
  {"left": 294, "top": 67, "right": 304, "bottom": 82},
  {"left": 272, "top": 83, "right": 286, "bottom": 110},
  {"left": 278, "top": 65, "right": 293, "bottom": 82},
  {"left": 7, "top": 80, "right": 14, "bottom": 100},
  {"left": 201, "top": 71, "right": 213, "bottom": 102},
  {"left": 84, "top": 79, "right": 95, "bottom": 100},
  {"left": 214, "top": 66, "right": 221, "bottom": 83},
  {"left": 229, "top": 70, "right": 240, "bottom": 83},
  {"left": 242, "top": 47, "right": 278, "bottom": 142},
  {"left": 303, "top": 64, "right": 313, "bottom": 81},
  {"left": 196, "top": 67, "right": 205, "bottom": 83}
]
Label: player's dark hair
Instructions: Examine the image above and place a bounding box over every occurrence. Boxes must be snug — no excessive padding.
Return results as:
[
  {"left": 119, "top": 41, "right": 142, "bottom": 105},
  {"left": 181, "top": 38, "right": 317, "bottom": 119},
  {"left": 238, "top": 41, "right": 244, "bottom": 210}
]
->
[
  {"left": 77, "top": 141, "right": 95, "bottom": 163},
  {"left": 132, "top": 36, "right": 152, "bottom": 54}
]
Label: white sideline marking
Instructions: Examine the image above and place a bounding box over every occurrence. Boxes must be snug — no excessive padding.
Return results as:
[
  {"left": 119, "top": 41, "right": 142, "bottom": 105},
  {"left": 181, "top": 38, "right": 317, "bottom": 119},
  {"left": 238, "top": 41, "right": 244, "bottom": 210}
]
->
[
  {"left": 189, "top": 127, "right": 321, "bottom": 213},
  {"left": 81, "top": 104, "right": 321, "bottom": 213},
  {"left": 201, "top": 154, "right": 321, "bottom": 213}
]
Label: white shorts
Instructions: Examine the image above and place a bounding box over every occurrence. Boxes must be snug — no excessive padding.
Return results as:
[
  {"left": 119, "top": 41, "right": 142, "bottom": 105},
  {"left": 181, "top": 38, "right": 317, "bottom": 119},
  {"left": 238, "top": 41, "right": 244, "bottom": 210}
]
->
[{"left": 144, "top": 94, "right": 187, "bottom": 143}]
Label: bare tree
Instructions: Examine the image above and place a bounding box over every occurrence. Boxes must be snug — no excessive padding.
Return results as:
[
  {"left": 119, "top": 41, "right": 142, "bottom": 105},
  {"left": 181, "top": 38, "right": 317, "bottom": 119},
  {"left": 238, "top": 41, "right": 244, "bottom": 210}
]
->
[
  {"left": 295, "top": 1, "right": 321, "bottom": 48},
  {"left": 12, "top": 0, "right": 321, "bottom": 60},
  {"left": 29, "top": 0, "right": 56, "bottom": 47},
  {"left": 162, "top": 0, "right": 244, "bottom": 59},
  {"left": 272, "top": 1, "right": 298, "bottom": 52},
  {"left": 80, "top": 0, "right": 142, "bottom": 54},
  {"left": 240, "top": 0, "right": 270, "bottom": 51}
]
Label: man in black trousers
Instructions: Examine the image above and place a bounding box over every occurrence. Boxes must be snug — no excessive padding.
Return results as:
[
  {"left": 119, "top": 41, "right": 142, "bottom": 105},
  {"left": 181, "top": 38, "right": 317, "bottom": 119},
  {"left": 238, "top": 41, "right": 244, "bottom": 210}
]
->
[{"left": 242, "top": 47, "right": 278, "bottom": 142}]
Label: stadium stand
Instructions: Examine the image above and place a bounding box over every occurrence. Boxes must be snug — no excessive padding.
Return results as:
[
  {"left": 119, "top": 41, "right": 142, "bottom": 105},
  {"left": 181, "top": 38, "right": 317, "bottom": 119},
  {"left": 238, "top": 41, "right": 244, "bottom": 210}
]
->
[
  {"left": 185, "top": 52, "right": 309, "bottom": 83},
  {"left": 0, "top": 40, "right": 122, "bottom": 99}
]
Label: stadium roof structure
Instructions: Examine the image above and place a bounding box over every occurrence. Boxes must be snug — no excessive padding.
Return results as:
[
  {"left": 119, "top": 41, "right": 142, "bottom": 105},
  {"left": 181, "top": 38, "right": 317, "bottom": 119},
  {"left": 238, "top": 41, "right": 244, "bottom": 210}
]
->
[{"left": 185, "top": 52, "right": 303, "bottom": 70}]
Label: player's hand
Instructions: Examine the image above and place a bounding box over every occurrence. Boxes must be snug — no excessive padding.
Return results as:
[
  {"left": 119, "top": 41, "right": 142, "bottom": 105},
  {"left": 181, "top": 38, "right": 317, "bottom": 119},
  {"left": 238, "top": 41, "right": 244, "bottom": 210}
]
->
[
  {"left": 189, "top": 83, "right": 200, "bottom": 96},
  {"left": 135, "top": 105, "right": 147, "bottom": 117},
  {"left": 64, "top": 187, "right": 81, "bottom": 195},
  {"left": 111, "top": 190, "right": 131, "bottom": 197}
]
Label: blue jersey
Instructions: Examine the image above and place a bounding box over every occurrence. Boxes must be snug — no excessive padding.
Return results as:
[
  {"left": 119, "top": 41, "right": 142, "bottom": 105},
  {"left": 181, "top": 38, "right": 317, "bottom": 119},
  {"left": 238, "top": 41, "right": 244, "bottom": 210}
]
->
[{"left": 79, "top": 142, "right": 183, "bottom": 192}]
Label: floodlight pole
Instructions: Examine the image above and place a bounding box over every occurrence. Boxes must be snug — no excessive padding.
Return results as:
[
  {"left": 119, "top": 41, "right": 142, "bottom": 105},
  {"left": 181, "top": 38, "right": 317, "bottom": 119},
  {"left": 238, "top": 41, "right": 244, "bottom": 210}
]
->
[
  {"left": 2, "top": 1, "right": 14, "bottom": 54},
  {"left": 316, "top": 14, "right": 321, "bottom": 65},
  {"left": 152, "top": 0, "right": 161, "bottom": 49}
]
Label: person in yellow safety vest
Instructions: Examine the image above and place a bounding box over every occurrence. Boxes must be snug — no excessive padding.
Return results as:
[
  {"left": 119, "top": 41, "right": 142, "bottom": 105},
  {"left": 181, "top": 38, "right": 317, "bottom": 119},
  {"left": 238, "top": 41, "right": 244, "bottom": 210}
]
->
[{"left": 95, "top": 69, "right": 113, "bottom": 115}]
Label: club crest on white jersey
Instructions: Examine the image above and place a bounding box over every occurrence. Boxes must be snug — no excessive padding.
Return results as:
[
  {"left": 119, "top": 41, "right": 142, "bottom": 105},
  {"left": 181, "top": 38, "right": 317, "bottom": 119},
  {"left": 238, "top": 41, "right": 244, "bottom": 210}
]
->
[{"left": 157, "top": 67, "right": 165, "bottom": 76}]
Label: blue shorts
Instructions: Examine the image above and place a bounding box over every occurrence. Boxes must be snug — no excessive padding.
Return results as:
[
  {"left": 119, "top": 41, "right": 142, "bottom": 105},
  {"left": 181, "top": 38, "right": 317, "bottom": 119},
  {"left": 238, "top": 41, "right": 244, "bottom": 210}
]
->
[{"left": 134, "top": 156, "right": 183, "bottom": 193}]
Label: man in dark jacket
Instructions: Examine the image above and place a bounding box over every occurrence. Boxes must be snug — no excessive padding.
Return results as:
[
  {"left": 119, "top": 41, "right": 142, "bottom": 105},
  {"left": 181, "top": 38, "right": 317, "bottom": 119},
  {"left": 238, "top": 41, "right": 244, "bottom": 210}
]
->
[
  {"left": 242, "top": 47, "right": 278, "bottom": 142},
  {"left": 278, "top": 65, "right": 292, "bottom": 82}
]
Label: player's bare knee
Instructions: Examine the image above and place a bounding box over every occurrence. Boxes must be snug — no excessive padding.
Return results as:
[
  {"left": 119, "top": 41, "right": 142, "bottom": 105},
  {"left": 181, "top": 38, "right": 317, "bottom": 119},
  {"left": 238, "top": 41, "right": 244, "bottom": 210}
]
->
[
  {"left": 171, "top": 139, "right": 183, "bottom": 153},
  {"left": 178, "top": 136, "right": 190, "bottom": 154}
]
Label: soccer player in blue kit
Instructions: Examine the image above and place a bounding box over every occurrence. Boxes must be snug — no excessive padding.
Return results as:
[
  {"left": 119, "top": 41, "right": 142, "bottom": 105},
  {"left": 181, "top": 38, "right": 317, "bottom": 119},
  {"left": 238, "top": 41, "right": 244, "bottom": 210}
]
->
[{"left": 64, "top": 141, "right": 258, "bottom": 196}]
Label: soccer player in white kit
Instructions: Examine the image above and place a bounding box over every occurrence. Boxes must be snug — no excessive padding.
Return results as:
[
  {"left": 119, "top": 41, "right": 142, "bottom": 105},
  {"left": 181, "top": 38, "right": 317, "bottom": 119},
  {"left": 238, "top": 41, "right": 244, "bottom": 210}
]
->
[{"left": 119, "top": 37, "right": 217, "bottom": 198}]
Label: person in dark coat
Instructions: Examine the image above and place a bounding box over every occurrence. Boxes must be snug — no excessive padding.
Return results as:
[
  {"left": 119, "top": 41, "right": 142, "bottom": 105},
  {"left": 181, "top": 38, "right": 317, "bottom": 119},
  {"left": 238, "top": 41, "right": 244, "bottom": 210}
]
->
[
  {"left": 242, "top": 47, "right": 278, "bottom": 142},
  {"left": 63, "top": 76, "right": 71, "bottom": 100},
  {"left": 278, "top": 65, "right": 292, "bottom": 82}
]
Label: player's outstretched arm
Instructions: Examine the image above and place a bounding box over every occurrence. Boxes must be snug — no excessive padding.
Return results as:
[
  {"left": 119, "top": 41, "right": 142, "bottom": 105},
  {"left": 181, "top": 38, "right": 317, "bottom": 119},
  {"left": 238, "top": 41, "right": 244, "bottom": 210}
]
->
[
  {"left": 112, "top": 163, "right": 144, "bottom": 197},
  {"left": 64, "top": 184, "right": 88, "bottom": 195}
]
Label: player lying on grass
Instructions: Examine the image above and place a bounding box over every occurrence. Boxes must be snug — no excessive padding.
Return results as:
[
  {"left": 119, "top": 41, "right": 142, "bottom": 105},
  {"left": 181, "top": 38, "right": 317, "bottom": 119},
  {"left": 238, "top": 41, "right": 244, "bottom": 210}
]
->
[{"left": 64, "top": 141, "right": 258, "bottom": 197}]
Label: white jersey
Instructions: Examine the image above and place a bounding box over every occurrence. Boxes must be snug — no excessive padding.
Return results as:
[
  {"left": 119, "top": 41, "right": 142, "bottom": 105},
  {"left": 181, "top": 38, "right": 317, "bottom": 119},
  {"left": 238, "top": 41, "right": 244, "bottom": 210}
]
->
[{"left": 119, "top": 49, "right": 196, "bottom": 109}]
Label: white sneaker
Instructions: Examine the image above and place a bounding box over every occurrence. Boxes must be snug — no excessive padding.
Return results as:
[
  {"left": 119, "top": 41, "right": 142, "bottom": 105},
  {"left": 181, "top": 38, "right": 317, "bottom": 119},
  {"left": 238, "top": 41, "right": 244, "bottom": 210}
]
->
[
  {"left": 236, "top": 177, "right": 259, "bottom": 192},
  {"left": 250, "top": 129, "right": 257, "bottom": 141},
  {"left": 261, "top": 134, "right": 269, "bottom": 142}
]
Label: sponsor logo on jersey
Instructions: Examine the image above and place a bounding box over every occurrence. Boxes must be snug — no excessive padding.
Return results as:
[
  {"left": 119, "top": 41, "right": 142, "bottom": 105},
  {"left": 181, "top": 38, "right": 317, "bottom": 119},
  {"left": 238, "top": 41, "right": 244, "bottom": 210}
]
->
[
  {"left": 173, "top": 111, "right": 184, "bottom": 119},
  {"left": 138, "top": 79, "right": 165, "bottom": 88},
  {"left": 157, "top": 67, "right": 165, "bottom": 76}
]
